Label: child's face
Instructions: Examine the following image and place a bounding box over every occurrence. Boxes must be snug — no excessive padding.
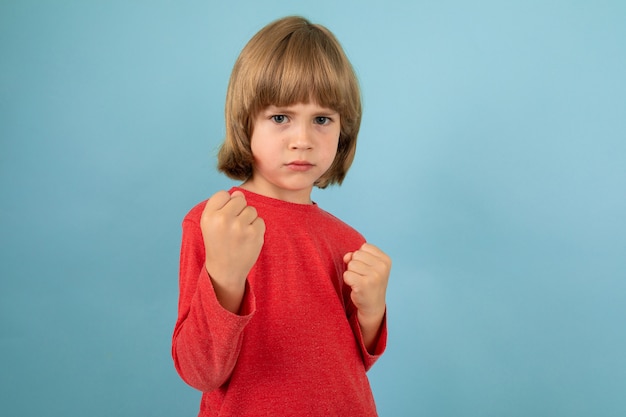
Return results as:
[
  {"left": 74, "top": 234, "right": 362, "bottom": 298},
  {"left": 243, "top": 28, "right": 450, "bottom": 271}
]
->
[{"left": 244, "top": 101, "right": 340, "bottom": 203}]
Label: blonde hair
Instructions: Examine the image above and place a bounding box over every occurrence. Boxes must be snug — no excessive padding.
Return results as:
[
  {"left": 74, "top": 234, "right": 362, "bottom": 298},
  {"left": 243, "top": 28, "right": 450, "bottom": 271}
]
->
[{"left": 217, "top": 16, "right": 362, "bottom": 188}]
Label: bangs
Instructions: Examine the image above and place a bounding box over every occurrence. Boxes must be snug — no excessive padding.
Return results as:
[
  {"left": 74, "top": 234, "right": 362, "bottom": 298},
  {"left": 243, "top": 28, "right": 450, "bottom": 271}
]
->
[{"left": 251, "top": 26, "right": 355, "bottom": 114}]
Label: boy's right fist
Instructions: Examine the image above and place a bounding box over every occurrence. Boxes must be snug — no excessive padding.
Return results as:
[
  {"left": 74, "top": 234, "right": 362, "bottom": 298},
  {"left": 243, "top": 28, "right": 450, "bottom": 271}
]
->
[{"left": 200, "top": 190, "right": 265, "bottom": 310}]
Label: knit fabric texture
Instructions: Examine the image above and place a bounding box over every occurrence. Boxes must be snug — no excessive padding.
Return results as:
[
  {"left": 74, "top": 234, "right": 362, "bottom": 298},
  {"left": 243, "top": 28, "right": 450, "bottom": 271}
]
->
[{"left": 172, "top": 187, "right": 387, "bottom": 416}]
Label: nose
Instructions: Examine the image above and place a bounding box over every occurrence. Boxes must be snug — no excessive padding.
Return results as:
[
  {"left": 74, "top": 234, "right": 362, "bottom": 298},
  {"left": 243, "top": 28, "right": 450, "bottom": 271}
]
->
[{"left": 289, "top": 123, "right": 313, "bottom": 150}]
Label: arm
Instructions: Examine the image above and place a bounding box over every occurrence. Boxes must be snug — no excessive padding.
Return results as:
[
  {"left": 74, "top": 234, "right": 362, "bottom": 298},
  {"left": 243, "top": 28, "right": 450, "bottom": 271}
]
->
[
  {"left": 171, "top": 216, "right": 255, "bottom": 392},
  {"left": 171, "top": 191, "right": 265, "bottom": 392},
  {"left": 343, "top": 243, "right": 391, "bottom": 355}
]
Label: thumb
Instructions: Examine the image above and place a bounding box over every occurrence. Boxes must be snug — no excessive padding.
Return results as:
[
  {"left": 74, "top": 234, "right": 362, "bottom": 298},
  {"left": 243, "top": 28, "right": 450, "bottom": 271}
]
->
[
  {"left": 230, "top": 190, "right": 245, "bottom": 199},
  {"left": 343, "top": 252, "right": 353, "bottom": 264}
]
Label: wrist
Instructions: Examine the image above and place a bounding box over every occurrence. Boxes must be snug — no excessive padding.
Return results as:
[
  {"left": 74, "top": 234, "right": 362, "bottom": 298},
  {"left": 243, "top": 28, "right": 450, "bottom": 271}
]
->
[
  {"left": 207, "top": 266, "right": 246, "bottom": 314},
  {"left": 357, "top": 307, "right": 385, "bottom": 329},
  {"left": 356, "top": 307, "right": 386, "bottom": 354}
]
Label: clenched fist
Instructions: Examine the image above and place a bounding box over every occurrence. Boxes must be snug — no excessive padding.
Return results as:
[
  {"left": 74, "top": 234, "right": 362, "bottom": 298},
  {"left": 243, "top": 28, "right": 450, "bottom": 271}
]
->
[{"left": 200, "top": 190, "right": 265, "bottom": 313}]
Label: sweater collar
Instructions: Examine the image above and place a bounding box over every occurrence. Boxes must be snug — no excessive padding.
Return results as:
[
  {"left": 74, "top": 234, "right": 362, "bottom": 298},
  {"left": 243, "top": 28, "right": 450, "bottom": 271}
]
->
[{"left": 231, "top": 187, "right": 320, "bottom": 213}]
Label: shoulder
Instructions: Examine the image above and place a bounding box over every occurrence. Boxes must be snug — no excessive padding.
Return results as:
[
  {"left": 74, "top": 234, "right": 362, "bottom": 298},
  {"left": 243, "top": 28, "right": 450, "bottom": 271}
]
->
[
  {"left": 315, "top": 207, "right": 365, "bottom": 243},
  {"left": 182, "top": 199, "right": 208, "bottom": 225}
]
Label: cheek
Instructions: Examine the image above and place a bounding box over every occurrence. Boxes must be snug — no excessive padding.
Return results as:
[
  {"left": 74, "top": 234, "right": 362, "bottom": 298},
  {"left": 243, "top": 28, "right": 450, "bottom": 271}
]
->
[
  {"left": 250, "top": 145, "right": 267, "bottom": 166},
  {"left": 249, "top": 131, "right": 265, "bottom": 156},
  {"left": 250, "top": 137, "right": 280, "bottom": 168},
  {"left": 321, "top": 136, "right": 340, "bottom": 165},
  {"left": 328, "top": 134, "right": 341, "bottom": 156}
]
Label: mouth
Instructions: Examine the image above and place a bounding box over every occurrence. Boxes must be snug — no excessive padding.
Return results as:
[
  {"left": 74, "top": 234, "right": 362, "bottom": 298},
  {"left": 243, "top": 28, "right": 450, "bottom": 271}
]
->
[{"left": 285, "top": 160, "right": 315, "bottom": 171}]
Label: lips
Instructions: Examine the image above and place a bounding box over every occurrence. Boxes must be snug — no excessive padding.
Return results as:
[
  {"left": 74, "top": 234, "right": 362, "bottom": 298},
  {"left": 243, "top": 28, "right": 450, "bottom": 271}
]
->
[{"left": 286, "top": 160, "right": 314, "bottom": 171}]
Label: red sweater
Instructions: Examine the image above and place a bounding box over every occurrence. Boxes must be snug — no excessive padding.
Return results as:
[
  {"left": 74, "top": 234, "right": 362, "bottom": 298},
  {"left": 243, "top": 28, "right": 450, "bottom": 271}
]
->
[{"left": 172, "top": 188, "right": 387, "bottom": 416}]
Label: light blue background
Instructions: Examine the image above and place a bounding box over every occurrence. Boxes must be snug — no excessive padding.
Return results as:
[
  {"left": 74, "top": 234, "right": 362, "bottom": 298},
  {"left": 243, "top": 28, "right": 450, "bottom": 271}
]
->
[{"left": 1, "top": 1, "right": 625, "bottom": 416}]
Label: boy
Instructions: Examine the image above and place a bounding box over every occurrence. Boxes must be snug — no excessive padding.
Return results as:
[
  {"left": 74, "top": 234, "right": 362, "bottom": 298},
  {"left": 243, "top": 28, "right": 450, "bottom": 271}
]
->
[{"left": 172, "top": 16, "right": 391, "bottom": 416}]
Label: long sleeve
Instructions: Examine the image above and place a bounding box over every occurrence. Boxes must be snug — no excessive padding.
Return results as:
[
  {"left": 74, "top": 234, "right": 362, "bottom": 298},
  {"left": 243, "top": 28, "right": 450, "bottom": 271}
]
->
[
  {"left": 171, "top": 213, "right": 256, "bottom": 392},
  {"left": 172, "top": 191, "right": 385, "bottom": 416}
]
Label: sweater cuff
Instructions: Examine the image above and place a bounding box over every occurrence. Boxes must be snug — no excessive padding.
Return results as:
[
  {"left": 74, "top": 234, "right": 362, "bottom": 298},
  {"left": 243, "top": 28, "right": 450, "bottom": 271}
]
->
[{"left": 198, "top": 267, "right": 256, "bottom": 322}]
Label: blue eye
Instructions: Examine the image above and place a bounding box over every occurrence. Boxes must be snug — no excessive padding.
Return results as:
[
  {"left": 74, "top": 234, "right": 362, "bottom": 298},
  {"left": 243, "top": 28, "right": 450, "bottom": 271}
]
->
[
  {"left": 315, "top": 116, "right": 330, "bottom": 125},
  {"left": 271, "top": 115, "right": 287, "bottom": 124}
]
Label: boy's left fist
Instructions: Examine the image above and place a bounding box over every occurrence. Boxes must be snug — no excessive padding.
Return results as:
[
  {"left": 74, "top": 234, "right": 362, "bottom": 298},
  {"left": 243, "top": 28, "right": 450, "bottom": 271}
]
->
[{"left": 343, "top": 243, "right": 391, "bottom": 320}]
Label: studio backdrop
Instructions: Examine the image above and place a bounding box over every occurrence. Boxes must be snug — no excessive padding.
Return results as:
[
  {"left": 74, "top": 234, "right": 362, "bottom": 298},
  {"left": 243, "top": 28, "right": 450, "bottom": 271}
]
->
[{"left": 1, "top": 1, "right": 625, "bottom": 416}]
